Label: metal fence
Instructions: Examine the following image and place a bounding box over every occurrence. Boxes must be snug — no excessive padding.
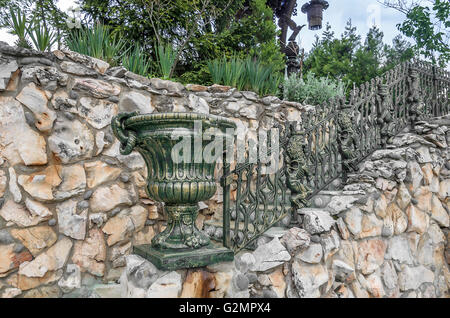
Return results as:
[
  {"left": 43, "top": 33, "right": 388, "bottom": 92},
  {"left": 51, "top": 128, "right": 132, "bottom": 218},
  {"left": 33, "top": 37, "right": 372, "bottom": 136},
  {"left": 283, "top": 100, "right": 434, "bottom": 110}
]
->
[{"left": 220, "top": 59, "right": 450, "bottom": 252}]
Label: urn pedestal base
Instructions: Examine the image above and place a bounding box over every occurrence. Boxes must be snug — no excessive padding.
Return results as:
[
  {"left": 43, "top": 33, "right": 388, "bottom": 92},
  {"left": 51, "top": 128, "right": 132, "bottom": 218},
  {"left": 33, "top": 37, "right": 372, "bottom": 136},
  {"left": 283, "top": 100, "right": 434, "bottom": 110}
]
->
[{"left": 133, "top": 244, "right": 234, "bottom": 271}]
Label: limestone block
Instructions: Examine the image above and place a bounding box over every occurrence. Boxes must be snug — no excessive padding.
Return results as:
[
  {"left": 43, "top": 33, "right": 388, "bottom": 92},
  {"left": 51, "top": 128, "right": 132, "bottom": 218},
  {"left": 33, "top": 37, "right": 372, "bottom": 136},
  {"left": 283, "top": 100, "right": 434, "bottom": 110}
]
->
[{"left": 16, "top": 82, "right": 56, "bottom": 132}]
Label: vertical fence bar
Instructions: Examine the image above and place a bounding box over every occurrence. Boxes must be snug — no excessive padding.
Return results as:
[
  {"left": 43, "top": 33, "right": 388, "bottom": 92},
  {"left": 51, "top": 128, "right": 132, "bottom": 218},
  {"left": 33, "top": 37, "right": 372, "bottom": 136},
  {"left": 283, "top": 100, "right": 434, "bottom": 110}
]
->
[
  {"left": 432, "top": 65, "right": 437, "bottom": 116},
  {"left": 222, "top": 150, "right": 231, "bottom": 249}
]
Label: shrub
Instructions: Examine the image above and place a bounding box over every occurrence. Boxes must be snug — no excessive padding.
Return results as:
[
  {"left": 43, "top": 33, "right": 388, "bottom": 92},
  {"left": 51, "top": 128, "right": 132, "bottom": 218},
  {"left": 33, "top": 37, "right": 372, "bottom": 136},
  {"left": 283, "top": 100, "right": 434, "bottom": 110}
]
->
[
  {"left": 178, "top": 63, "right": 213, "bottom": 86},
  {"left": 208, "top": 56, "right": 246, "bottom": 90},
  {"left": 283, "top": 72, "right": 347, "bottom": 105},
  {"left": 243, "top": 57, "right": 281, "bottom": 97}
]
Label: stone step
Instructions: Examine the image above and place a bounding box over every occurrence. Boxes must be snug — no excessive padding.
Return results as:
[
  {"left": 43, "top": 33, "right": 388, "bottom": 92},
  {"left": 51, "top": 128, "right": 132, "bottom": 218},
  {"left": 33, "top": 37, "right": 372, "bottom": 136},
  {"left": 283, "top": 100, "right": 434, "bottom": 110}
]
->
[{"left": 90, "top": 284, "right": 123, "bottom": 298}]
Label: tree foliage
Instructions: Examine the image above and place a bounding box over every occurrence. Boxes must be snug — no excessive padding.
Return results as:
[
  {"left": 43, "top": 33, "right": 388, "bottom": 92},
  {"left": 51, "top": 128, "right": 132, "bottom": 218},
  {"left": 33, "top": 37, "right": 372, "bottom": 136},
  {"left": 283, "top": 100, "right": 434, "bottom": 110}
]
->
[
  {"left": 380, "top": 0, "right": 450, "bottom": 67},
  {"left": 76, "top": 0, "right": 284, "bottom": 84},
  {"left": 303, "top": 20, "right": 415, "bottom": 88}
]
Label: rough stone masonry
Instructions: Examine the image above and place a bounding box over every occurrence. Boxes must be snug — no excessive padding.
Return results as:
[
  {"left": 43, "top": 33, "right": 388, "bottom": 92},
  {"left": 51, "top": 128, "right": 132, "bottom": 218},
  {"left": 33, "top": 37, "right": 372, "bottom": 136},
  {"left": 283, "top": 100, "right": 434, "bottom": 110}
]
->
[{"left": 0, "top": 41, "right": 448, "bottom": 298}]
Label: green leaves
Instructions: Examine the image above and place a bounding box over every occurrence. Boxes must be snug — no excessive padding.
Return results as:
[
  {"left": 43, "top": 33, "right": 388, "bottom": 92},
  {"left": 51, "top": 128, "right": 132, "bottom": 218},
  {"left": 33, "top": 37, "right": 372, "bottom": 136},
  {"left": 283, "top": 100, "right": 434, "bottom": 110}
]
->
[
  {"left": 122, "top": 44, "right": 152, "bottom": 77},
  {"left": 396, "top": 0, "right": 449, "bottom": 66},
  {"left": 244, "top": 57, "right": 280, "bottom": 97},
  {"left": 77, "top": 0, "right": 284, "bottom": 85},
  {"left": 4, "top": 7, "right": 31, "bottom": 49},
  {"left": 66, "top": 24, "right": 129, "bottom": 66},
  {"left": 27, "top": 20, "right": 58, "bottom": 52},
  {"left": 3, "top": 6, "right": 59, "bottom": 51},
  {"left": 156, "top": 44, "right": 178, "bottom": 80},
  {"left": 208, "top": 56, "right": 246, "bottom": 89},
  {"left": 304, "top": 20, "right": 417, "bottom": 88},
  {"left": 208, "top": 56, "right": 281, "bottom": 96}
]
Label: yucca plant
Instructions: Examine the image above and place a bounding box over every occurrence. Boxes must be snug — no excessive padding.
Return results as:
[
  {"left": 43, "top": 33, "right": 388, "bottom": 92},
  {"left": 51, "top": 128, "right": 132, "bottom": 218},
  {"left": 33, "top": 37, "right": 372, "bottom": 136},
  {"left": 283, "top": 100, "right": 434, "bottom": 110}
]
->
[
  {"left": 3, "top": 7, "right": 32, "bottom": 49},
  {"left": 244, "top": 57, "right": 268, "bottom": 92},
  {"left": 27, "top": 20, "right": 58, "bottom": 52},
  {"left": 156, "top": 44, "right": 177, "bottom": 79},
  {"left": 208, "top": 55, "right": 281, "bottom": 96},
  {"left": 122, "top": 44, "right": 152, "bottom": 76},
  {"left": 224, "top": 57, "right": 246, "bottom": 89},
  {"left": 207, "top": 58, "right": 225, "bottom": 84},
  {"left": 260, "top": 73, "right": 282, "bottom": 97},
  {"left": 102, "top": 30, "right": 130, "bottom": 66},
  {"left": 66, "top": 24, "right": 128, "bottom": 66},
  {"left": 244, "top": 57, "right": 281, "bottom": 96},
  {"left": 208, "top": 56, "right": 246, "bottom": 90}
]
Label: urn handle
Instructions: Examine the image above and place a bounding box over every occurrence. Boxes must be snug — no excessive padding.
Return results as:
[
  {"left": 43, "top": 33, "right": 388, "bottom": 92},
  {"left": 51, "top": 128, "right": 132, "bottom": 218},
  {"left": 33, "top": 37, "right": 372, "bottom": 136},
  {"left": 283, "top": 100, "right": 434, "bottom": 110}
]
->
[{"left": 111, "top": 112, "right": 139, "bottom": 155}]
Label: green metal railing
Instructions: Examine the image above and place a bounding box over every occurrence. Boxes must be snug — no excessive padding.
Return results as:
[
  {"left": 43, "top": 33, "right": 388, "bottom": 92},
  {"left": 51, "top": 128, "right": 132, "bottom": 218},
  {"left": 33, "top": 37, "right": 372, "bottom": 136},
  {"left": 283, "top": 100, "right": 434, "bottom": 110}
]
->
[{"left": 220, "top": 59, "right": 450, "bottom": 253}]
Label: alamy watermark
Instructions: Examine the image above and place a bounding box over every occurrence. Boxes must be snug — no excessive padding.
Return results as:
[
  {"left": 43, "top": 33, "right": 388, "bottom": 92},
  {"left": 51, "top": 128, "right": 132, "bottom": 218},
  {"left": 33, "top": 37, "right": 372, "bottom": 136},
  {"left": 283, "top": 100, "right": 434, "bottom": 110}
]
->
[{"left": 366, "top": 3, "right": 382, "bottom": 28}]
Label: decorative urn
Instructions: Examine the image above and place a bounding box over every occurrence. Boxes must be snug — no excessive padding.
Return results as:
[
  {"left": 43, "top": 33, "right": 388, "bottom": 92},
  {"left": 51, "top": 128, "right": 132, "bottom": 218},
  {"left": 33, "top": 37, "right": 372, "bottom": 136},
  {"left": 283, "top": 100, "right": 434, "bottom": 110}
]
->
[{"left": 112, "top": 112, "right": 236, "bottom": 270}]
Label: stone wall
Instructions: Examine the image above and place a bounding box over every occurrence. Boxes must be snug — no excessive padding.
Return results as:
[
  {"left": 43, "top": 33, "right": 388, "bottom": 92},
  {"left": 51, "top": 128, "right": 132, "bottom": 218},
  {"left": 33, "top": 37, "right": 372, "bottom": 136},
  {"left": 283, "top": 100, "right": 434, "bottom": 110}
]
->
[
  {"left": 0, "top": 42, "right": 448, "bottom": 298},
  {"left": 0, "top": 42, "right": 310, "bottom": 298},
  {"left": 120, "top": 116, "right": 450, "bottom": 298}
]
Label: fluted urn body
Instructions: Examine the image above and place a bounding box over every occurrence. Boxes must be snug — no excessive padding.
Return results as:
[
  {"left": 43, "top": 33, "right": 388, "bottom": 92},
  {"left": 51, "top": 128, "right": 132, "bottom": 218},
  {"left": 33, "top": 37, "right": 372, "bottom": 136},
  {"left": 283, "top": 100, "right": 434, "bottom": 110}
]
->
[{"left": 112, "top": 112, "right": 236, "bottom": 251}]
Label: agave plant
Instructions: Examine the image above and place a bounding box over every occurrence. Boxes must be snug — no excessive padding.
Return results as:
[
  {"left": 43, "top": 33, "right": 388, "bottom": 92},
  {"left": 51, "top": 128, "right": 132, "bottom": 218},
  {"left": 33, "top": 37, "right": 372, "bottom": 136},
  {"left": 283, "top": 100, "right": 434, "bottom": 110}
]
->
[
  {"left": 27, "top": 20, "right": 58, "bottom": 52},
  {"left": 156, "top": 44, "right": 177, "bottom": 79},
  {"left": 122, "top": 44, "right": 152, "bottom": 76},
  {"left": 3, "top": 7, "right": 32, "bottom": 49},
  {"left": 66, "top": 24, "right": 128, "bottom": 66}
]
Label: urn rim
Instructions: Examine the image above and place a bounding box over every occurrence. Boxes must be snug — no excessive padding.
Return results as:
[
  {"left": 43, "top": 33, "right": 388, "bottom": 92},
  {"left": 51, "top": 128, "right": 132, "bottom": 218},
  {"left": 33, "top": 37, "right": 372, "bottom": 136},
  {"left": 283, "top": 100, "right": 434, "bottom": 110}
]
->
[{"left": 123, "top": 112, "right": 237, "bottom": 130}]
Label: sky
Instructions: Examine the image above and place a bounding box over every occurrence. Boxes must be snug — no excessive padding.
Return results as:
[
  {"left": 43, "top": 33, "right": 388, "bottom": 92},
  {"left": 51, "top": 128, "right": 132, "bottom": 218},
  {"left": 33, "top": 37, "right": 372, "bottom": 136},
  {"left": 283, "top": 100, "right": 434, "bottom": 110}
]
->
[
  {"left": 0, "top": 0, "right": 421, "bottom": 55},
  {"left": 0, "top": 0, "right": 75, "bottom": 44},
  {"left": 294, "top": 0, "right": 410, "bottom": 52}
]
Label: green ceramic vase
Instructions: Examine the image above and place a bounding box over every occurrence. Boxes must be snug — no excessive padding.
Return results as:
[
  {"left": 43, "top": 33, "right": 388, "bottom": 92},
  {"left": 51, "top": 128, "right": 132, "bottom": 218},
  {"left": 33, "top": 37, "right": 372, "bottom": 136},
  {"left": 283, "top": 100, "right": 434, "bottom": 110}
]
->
[{"left": 111, "top": 112, "right": 236, "bottom": 250}]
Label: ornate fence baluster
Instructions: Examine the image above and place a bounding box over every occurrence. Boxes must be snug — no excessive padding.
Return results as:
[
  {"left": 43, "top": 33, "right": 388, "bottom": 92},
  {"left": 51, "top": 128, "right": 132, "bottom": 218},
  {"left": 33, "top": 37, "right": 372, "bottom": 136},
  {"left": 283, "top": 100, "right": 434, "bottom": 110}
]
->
[
  {"left": 377, "top": 82, "right": 395, "bottom": 148},
  {"left": 337, "top": 102, "right": 358, "bottom": 183},
  {"left": 407, "top": 63, "right": 423, "bottom": 124},
  {"left": 286, "top": 124, "right": 312, "bottom": 210}
]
